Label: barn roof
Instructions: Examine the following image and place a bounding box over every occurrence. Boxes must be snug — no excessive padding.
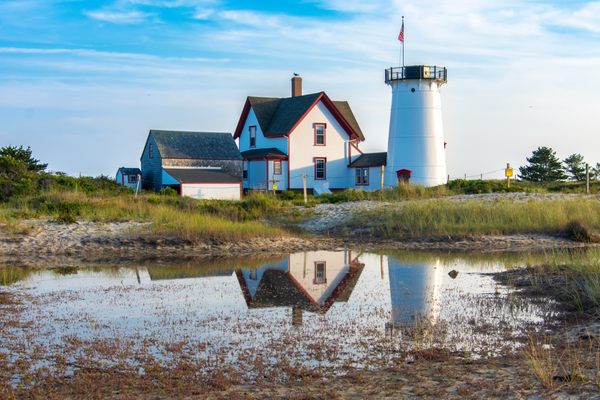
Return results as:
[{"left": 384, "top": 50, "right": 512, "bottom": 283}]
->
[
  {"left": 150, "top": 130, "right": 242, "bottom": 160},
  {"left": 117, "top": 167, "right": 141, "bottom": 175},
  {"left": 349, "top": 152, "right": 387, "bottom": 168},
  {"left": 234, "top": 92, "right": 365, "bottom": 141},
  {"left": 163, "top": 168, "right": 241, "bottom": 184}
]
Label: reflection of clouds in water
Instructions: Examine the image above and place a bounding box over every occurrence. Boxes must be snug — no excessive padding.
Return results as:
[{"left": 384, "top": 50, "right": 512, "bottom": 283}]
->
[{"left": 7, "top": 250, "right": 556, "bottom": 369}]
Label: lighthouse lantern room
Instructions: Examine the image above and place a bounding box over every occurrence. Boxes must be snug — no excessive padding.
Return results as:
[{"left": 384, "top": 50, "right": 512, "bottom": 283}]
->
[{"left": 384, "top": 65, "right": 448, "bottom": 187}]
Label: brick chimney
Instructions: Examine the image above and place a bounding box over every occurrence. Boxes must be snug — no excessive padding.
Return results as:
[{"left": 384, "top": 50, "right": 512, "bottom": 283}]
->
[{"left": 291, "top": 74, "right": 302, "bottom": 97}]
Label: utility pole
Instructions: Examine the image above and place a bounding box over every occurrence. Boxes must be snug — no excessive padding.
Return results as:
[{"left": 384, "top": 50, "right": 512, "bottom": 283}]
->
[
  {"left": 586, "top": 163, "right": 590, "bottom": 194},
  {"left": 302, "top": 173, "right": 307, "bottom": 205}
]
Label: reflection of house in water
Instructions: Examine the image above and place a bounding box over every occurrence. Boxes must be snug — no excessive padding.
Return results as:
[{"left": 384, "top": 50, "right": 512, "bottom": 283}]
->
[
  {"left": 388, "top": 257, "right": 443, "bottom": 327},
  {"left": 236, "top": 251, "right": 364, "bottom": 318}
]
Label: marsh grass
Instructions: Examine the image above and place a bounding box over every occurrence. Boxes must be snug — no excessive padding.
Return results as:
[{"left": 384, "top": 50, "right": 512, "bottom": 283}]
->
[
  {"left": 350, "top": 198, "right": 600, "bottom": 239},
  {"left": 0, "top": 191, "right": 287, "bottom": 242},
  {"left": 524, "top": 339, "right": 556, "bottom": 389}
]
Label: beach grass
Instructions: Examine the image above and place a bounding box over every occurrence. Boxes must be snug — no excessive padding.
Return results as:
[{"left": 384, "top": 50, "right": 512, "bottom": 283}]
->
[
  {"left": 350, "top": 198, "right": 600, "bottom": 239},
  {"left": 0, "top": 190, "right": 286, "bottom": 242}
]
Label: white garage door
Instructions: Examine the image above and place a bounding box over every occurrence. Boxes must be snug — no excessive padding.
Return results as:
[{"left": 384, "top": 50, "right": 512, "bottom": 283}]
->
[{"left": 181, "top": 183, "right": 241, "bottom": 200}]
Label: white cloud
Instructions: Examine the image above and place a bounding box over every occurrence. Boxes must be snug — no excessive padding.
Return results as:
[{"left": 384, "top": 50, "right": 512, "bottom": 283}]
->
[
  {"left": 193, "top": 8, "right": 214, "bottom": 20},
  {"left": 84, "top": 9, "right": 151, "bottom": 24}
]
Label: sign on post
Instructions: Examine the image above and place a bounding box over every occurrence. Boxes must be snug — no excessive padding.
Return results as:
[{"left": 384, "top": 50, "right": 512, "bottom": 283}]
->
[{"left": 505, "top": 163, "right": 513, "bottom": 189}]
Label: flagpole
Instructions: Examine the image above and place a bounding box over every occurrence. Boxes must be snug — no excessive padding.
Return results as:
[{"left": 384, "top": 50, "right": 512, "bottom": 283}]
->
[{"left": 402, "top": 16, "right": 405, "bottom": 70}]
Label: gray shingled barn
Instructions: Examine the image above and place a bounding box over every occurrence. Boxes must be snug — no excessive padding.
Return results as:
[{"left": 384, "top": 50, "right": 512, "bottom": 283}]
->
[{"left": 140, "top": 130, "right": 243, "bottom": 200}]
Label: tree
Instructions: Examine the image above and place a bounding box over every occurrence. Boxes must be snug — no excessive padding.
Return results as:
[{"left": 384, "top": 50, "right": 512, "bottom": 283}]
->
[
  {"left": 518, "top": 146, "right": 567, "bottom": 182},
  {"left": 563, "top": 153, "right": 586, "bottom": 181},
  {"left": 592, "top": 163, "right": 600, "bottom": 180},
  {"left": 0, "top": 156, "right": 37, "bottom": 201},
  {"left": 0, "top": 146, "right": 47, "bottom": 172}
]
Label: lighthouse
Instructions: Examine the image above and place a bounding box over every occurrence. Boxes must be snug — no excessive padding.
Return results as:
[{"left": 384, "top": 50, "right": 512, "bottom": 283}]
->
[{"left": 384, "top": 65, "right": 448, "bottom": 187}]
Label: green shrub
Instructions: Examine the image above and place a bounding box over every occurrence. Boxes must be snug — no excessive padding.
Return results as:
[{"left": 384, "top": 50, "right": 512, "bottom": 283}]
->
[
  {"left": 0, "top": 156, "right": 37, "bottom": 202},
  {"left": 159, "top": 187, "right": 179, "bottom": 196}
]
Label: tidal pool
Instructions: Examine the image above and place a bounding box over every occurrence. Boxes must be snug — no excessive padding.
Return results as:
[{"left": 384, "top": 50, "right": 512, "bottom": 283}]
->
[{"left": 2, "top": 251, "right": 557, "bottom": 379}]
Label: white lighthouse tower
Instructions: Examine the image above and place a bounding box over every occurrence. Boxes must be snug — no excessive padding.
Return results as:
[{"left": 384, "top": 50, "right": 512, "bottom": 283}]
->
[{"left": 384, "top": 65, "right": 448, "bottom": 187}]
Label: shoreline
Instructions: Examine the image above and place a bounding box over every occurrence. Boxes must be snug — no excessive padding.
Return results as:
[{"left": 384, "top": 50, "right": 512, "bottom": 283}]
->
[{"left": 0, "top": 218, "right": 597, "bottom": 266}]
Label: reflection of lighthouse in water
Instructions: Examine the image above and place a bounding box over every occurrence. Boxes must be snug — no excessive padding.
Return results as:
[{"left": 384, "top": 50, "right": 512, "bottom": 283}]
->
[{"left": 388, "top": 257, "right": 443, "bottom": 326}]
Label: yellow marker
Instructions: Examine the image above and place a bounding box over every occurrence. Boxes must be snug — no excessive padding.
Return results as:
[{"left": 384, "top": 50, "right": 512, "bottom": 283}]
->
[
  {"left": 505, "top": 163, "right": 512, "bottom": 189},
  {"left": 272, "top": 184, "right": 278, "bottom": 191}
]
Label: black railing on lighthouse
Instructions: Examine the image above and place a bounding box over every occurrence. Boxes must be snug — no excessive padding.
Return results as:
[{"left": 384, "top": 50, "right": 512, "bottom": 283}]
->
[{"left": 385, "top": 65, "right": 447, "bottom": 84}]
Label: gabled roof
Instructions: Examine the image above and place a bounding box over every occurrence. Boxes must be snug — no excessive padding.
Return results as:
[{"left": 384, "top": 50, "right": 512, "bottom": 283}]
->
[
  {"left": 349, "top": 152, "right": 387, "bottom": 167},
  {"left": 148, "top": 130, "right": 242, "bottom": 160},
  {"left": 117, "top": 167, "right": 141, "bottom": 175},
  {"left": 235, "top": 261, "right": 365, "bottom": 314},
  {"left": 240, "top": 148, "right": 287, "bottom": 160},
  {"left": 164, "top": 168, "right": 241, "bottom": 183},
  {"left": 233, "top": 92, "right": 365, "bottom": 141}
]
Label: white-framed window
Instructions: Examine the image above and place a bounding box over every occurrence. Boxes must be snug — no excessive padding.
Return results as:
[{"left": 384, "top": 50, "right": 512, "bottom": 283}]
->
[
  {"left": 273, "top": 160, "right": 282, "bottom": 175},
  {"left": 249, "top": 126, "right": 257, "bottom": 148},
  {"left": 127, "top": 175, "right": 138, "bottom": 184},
  {"left": 314, "top": 123, "right": 326, "bottom": 146},
  {"left": 355, "top": 168, "right": 369, "bottom": 186},
  {"left": 249, "top": 269, "right": 257, "bottom": 280},
  {"left": 314, "top": 158, "right": 326, "bottom": 180},
  {"left": 243, "top": 161, "right": 248, "bottom": 180},
  {"left": 314, "top": 261, "right": 327, "bottom": 284},
  {"left": 149, "top": 143, "right": 154, "bottom": 159}
]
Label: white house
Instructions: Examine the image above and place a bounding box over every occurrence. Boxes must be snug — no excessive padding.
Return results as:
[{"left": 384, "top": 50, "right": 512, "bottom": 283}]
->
[
  {"left": 115, "top": 167, "right": 141, "bottom": 190},
  {"left": 235, "top": 250, "right": 364, "bottom": 316},
  {"left": 233, "top": 76, "right": 386, "bottom": 193}
]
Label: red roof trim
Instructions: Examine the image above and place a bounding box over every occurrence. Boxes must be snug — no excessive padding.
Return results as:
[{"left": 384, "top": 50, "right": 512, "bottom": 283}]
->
[
  {"left": 233, "top": 92, "right": 363, "bottom": 141},
  {"left": 350, "top": 142, "right": 364, "bottom": 155},
  {"left": 233, "top": 98, "right": 252, "bottom": 140}
]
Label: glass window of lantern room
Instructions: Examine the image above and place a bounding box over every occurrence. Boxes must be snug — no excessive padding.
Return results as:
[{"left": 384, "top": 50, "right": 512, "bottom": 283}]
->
[{"left": 249, "top": 126, "right": 256, "bottom": 148}]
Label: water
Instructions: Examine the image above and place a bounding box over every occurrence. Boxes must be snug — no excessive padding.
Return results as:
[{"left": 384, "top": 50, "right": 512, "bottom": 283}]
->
[{"left": 2, "top": 250, "right": 556, "bottom": 377}]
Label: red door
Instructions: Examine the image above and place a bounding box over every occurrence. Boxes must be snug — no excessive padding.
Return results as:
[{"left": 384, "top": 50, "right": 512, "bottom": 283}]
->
[{"left": 396, "top": 169, "right": 412, "bottom": 183}]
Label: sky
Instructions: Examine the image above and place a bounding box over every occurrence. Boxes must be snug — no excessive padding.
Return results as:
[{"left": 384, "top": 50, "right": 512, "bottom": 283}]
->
[{"left": 1, "top": 0, "right": 599, "bottom": 178}]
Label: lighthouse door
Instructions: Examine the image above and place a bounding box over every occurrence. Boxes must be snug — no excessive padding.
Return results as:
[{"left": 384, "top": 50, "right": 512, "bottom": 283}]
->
[{"left": 396, "top": 169, "right": 412, "bottom": 184}]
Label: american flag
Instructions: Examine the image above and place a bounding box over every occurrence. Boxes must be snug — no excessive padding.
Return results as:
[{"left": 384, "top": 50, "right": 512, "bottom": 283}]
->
[{"left": 398, "top": 21, "right": 404, "bottom": 43}]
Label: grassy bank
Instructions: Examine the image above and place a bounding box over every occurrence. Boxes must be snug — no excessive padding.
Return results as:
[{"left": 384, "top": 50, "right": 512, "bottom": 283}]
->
[
  {"left": 349, "top": 198, "right": 600, "bottom": 240},
  {"left": 0, "top": 190, "right": 288, "bottom": 242}
]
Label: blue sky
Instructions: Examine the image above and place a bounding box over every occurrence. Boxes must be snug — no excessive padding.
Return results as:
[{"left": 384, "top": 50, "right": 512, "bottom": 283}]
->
[{"left": 1, "top": 0, "right": 600, "bottom": 177}]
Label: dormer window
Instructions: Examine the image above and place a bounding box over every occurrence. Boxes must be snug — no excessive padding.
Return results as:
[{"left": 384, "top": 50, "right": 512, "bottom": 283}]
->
[
  {"left": 249, "top": 126, "right": 257, "bottom": 148},
  {"left": 314, "top": 123, "right": 326, "bottom": 146}
]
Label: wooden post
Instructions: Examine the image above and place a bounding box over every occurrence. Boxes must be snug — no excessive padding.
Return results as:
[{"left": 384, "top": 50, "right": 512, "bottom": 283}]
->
[
  {"left": 380, "top": 165, "right": 385, "bottom": 191},
  {"left": 447, "top": 174, "right": 450, "bottom": 184},
  {"left": 506, "top": 163, "right": 511, "bottom": 189},
  {"left": 135, "top": 174, "right": 141, "bottom": 197},
  {"left": 302, "top": 173, "right": 307, "bottom": 205},
  {"left": 586, "top": 163, "right": 590, "bottom": 194}
]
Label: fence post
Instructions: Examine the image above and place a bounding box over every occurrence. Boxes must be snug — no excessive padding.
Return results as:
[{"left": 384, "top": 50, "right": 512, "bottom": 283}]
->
[
  {"left": 380, "top": 165, "right": 385, "bottom": 191},
  {"left": 302, "top": 173, "right": 307, "bottom": 205},
  {"left": 586, "top": 163, "right": 590, "bottom": 194}
]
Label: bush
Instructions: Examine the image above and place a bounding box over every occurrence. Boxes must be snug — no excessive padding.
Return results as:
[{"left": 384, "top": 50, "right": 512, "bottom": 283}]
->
[
  {"left": 0, "top": 156, "right": 38, "bottom": 202},
  {"left": 159, "top": 187, "right": 179, "bottom": 197}
]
